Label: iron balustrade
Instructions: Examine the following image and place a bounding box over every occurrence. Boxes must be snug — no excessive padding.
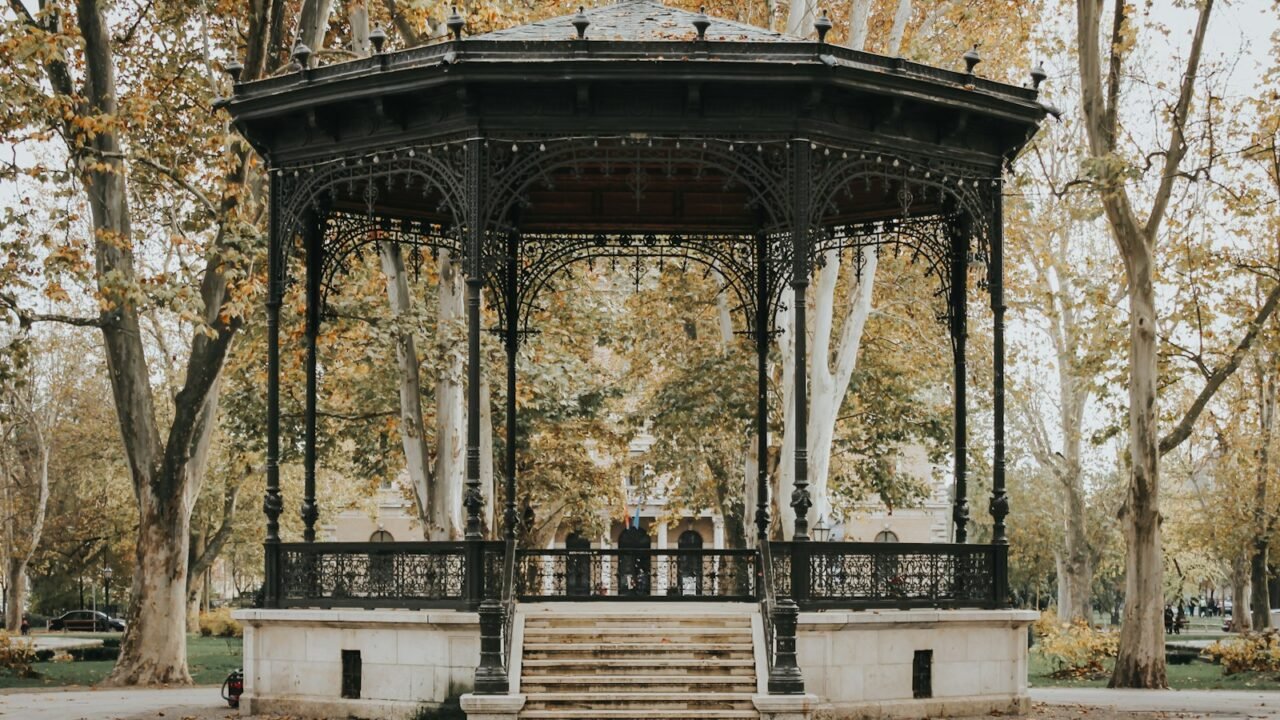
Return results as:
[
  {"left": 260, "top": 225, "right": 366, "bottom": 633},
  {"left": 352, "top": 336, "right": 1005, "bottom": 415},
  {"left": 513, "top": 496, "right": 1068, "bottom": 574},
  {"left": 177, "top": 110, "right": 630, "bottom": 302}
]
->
[
  {"left": 516, "top": 548, "right": 758, "bottom": 601},
  {"left": 278, "top": 541, "right": 489, "bottom": 609},
  {"left": 274, "top": 541, "right": 1005, "bottom": 612},
  {"left": 771, "top": 541, "right": 1005, "bottom": 610}
]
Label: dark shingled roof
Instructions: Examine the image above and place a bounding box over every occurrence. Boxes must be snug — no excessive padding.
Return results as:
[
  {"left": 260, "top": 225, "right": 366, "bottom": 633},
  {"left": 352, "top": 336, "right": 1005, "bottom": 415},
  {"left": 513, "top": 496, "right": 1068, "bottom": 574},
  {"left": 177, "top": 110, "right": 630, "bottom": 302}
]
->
[{"left": 476, "top": 0, "right": 796, "bottom": 43}]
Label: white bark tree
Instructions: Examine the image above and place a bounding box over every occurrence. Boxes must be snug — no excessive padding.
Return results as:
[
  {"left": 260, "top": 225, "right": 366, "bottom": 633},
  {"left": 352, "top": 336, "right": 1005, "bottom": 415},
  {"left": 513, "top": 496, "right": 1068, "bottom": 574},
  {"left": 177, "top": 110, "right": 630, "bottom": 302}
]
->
[
  {"left": 1, "top": 376, "right": 50, "bottom": 633},
  {"left": 1075, "top": 0, "right": 1280, "bottom": 687},
  {"left": 773, "top": 2, "right": 905, "bottom": 537}
]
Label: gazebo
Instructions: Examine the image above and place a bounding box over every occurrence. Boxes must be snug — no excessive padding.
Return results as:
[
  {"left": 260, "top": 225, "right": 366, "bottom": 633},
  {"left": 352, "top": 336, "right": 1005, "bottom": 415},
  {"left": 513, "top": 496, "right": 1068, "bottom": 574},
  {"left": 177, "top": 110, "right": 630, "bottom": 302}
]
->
[{"left": 227, "top": 2, "right": 1048, "bottom": 718}]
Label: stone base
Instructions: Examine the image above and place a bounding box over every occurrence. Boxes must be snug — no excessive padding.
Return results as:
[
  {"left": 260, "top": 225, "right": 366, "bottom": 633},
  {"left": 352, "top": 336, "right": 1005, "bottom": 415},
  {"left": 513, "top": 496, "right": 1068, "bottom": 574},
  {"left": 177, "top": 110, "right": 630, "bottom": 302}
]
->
[
  {"left": 754, "top": 693, "right": 821, "bottom": 720},
  {"left": 460, "top": 693, "right": 527, "bottom": 719},
  {"left": 797, "top": 608, "right": 1037, "bottom": 712},
  {"left": 235, "top": 608, "right": 479, "bottom": 718},
  {"left": 242, "top": 694, "right": 446, "bottom": 719},
  {"left": 817, "top": 693, "right": 1030, "bottom": 719}
]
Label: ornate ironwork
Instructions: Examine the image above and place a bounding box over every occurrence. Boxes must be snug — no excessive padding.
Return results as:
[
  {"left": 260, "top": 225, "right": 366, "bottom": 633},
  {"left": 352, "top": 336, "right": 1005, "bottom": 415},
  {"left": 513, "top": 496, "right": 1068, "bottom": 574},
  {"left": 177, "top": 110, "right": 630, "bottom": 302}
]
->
[
  {"left": 774, "top": 541, "right": 1000, "bottom": 610},
  {"left": 279, "top": 542, "right": 474, "bottom": 608},
  {"left": 516, "top": 548, "right": 757, "bottom": 601}
]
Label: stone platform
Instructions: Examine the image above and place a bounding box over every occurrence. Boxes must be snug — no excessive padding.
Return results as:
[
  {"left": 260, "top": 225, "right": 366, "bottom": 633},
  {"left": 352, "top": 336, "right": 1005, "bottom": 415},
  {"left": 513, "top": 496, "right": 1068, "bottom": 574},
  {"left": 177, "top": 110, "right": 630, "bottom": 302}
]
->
[{"left": 234, "top": 607, "right": 479, "bottom": 719}]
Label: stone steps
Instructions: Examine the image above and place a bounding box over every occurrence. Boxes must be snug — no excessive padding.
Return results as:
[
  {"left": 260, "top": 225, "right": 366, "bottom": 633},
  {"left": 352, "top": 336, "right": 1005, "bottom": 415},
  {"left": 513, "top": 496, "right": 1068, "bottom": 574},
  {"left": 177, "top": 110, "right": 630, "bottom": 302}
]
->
[
  {"left": 516, "top": 606, "right": 759, "bottom": 719},
  {"left": 520, "top": 711, "right": 758, "bottom": 719},
  {"left": 520, "top": 658, "right": 757, "bottom": 676},
  {"left": 521, "top": 675, "right": 757, "bottom": 694},
  {"left": 524, "top": 691, "right": 756, "bottom": 712}
]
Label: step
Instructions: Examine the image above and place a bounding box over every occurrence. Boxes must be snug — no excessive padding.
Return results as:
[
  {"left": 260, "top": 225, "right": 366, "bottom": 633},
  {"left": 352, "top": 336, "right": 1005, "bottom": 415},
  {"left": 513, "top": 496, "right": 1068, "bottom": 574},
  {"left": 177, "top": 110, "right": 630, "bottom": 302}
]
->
[
  {"left": 525, "top": 692, "right": 755, "bottom": 712},
  {"left": 519, "top": 707, "right": 757, "bottom": 712},
  {"left": 521, "top": 658, "right": 756, "bottom": 676},
  {"left": 524, "top": 641, "right": 753, "bottom": 651},
  {"left": 523, "top": 625, "right": 750, "bottom": 635},
  {"left": 523, "top": 643, "right": 753, "bottom": 661},
  {"left": 523, "top": 617, "right": 752, "bottom": 629},
  {"left": 522, "top": 678, "right": 758, "bottom": 694},
  {"left": 522, "top": 629, "right": 750, "bottom": 644}
]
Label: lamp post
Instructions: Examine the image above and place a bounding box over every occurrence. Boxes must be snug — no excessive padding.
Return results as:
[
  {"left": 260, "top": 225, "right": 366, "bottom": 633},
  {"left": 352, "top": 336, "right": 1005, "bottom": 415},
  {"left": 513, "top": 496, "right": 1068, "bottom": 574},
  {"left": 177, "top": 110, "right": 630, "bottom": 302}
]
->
[
  {"left": 812, "top": 515, "right": 830, "bottom": 543},
  {"left": 102, "top": 566, "right": 113, "bottom": 617}
]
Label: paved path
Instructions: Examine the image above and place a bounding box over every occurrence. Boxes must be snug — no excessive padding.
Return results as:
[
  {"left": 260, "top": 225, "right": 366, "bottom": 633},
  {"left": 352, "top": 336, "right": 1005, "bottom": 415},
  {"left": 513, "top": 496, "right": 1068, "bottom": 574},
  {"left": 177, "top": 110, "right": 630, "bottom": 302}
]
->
[
  {"left": 1033, "top": 687, "right": 1280, "bottom": 718},
  {"left": 0, "top": 687, "right": 227, "bottom": 720}
]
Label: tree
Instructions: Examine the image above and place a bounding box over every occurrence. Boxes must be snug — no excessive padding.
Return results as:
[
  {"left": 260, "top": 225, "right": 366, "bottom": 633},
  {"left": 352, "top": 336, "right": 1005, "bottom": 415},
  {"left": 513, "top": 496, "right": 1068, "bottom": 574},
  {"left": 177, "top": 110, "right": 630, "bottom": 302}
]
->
[
  {"left": 1009, "top": 118, "right": 1124, "bottom": 621},
  {"left": 1075, "top": 0, "right": 1280, "bottom": 686},
  {"left": 0, "top": 0, "right": 285, "bottom": 683},
  {"left": 0, "top": 335, "right": 49, "bottom": 631}
]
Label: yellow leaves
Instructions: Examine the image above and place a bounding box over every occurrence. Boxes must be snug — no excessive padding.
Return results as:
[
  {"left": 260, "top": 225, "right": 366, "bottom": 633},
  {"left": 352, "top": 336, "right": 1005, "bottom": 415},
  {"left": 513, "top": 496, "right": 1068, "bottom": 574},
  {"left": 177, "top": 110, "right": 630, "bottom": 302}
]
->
[
  {"left": 1204, "top": 631, "right": 1280, "bottom": 674},
  {"left": 1032, "top": 610, "right": 1120, "bottom": 679}
]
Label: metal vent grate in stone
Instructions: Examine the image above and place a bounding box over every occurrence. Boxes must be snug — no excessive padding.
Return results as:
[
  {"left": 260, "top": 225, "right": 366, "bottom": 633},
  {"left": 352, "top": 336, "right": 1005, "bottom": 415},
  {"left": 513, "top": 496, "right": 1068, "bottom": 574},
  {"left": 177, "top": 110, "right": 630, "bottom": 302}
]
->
[
  {"left": 912, "top": 649, "right": 932, "bottom": 699},
  {"left": 341, "top": 649, "right": 362, "bottom": 699}
]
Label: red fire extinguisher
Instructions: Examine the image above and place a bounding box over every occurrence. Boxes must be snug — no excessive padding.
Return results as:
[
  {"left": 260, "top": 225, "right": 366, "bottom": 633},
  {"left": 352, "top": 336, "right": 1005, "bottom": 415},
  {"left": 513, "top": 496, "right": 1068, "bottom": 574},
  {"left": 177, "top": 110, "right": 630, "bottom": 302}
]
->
[{"left": 222, "top": 669, "right": 244, "bottom": 708}]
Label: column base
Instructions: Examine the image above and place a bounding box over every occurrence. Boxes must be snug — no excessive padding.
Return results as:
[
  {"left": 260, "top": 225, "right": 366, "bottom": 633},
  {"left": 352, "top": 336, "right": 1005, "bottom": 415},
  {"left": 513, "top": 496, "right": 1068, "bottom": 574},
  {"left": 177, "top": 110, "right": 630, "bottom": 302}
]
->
[
  {"left": 754, "top": 693, "right": 820, "bottom": 720},
  {"left": 460, "top": 693, "right": 526, "bottom": 720}
]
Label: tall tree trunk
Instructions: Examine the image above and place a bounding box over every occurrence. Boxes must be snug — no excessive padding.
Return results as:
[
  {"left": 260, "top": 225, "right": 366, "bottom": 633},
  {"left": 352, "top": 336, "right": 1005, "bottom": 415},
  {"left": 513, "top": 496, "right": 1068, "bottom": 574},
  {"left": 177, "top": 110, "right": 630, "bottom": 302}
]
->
[
  {"left": 2, "top": 413, "right": 49, "bottom": 632},
  {"left": 435, "top": 251, "right": 465, "bottom": 539},
  {"left": 378, "top": 241, "right": 436, "bottom": 533},
  {"left": 1251, "top": 353, "right": 1277, "bottom": 629},
  {"left": 186, "top": 530, "right": 206, "bottom": 634},
  {"left": 4, "top": 560, "right": 26, "bottom": 633},
  {"left": 784, "top": 0, "right": 815, "bottom": 36},
  {"left": 1232, "top": 554, "right": 1252, "bottom": 632},
  {"left": 1109, "top": 255, "right": 1165, "bottom": 688},
  {"left": 1059, "top": 482, "right": 1094, "bottom": 622},
  {"left": 1077, "top": 0, "right": 1214, "bottom": 689},
  {"left": 1250, "top": 543, "right": 1271, "bottom": 630}
]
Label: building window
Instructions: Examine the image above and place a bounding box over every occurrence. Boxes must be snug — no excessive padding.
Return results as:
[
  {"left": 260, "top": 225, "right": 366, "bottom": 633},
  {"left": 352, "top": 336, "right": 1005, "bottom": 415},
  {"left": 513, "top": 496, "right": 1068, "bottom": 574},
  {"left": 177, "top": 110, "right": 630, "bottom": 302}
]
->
[
  {"left": 874, "top": 530, "right": 899, "bottom": 543},
  {"left": 368, "top": 530, "right": 395, "bottom": 592}
]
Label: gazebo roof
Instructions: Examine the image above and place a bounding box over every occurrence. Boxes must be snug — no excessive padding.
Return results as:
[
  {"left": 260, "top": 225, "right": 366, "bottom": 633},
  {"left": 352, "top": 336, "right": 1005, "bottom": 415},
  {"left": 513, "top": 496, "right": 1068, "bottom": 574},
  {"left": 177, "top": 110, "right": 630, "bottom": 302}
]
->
[{"left": 476, "top": 0, "right": 793, "bottom": 43}]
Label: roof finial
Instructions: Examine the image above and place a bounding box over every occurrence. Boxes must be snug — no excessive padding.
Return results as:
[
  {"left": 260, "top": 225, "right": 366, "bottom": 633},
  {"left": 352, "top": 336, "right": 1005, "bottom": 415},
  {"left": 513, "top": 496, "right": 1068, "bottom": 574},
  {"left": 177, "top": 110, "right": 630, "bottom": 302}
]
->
[
  {"left": 291, "top": 42, "right": 312, "bottom": 69},
  {"left": 224, "top": 60, "right": 243, "bottom": 83},
  {"left": 693, "top": 6, "right": 710, "bottom": 40},
  {"left": 814, "top": 10, "right": 832, "bottom": 43},
  {"left": 573, "top": 6, "right": 590, "bottom": 39},
  {"left": 370, "top": 26, "right": 388, "bottom": 53},
  {"left": 447, "top": 7, "right": 465, "bottom": 40},
  {"left": 963, "top": 44, "right": 981, "bottom": 75},
  {"left": 1030, "top": 61, "right": 1047, "bottom": 91}
]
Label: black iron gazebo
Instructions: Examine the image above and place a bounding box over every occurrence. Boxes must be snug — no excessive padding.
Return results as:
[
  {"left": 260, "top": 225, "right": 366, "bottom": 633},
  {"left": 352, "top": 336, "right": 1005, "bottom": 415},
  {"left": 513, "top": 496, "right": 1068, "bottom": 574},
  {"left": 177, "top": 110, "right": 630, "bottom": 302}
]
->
[{"left": 225, "top": 0, "right": 1047, "bottom": 697}]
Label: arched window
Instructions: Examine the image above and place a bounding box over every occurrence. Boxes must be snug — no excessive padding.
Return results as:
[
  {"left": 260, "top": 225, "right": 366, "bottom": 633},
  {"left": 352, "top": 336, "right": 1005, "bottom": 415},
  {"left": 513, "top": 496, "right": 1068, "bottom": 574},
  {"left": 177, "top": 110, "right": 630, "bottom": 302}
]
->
[
  {"left": 368, "top": 530, "right": 395, "bottom": 594},
  {"left": 676, "top": 529, "right": 704, "bottom": 596},
  {"left": 874, "top": 530, "right": 899, "bottom": 543}
]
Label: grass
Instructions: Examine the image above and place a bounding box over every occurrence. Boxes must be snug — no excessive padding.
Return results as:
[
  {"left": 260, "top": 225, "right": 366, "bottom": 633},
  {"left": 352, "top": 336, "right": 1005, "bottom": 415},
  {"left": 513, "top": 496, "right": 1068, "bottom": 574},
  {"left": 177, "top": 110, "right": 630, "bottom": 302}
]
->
[
  {"left": 0, "top": 633, "right": 241, "bottom": 689},
  {"left": 1028, "top": 650, "right": 1280, "bottom": 690}
]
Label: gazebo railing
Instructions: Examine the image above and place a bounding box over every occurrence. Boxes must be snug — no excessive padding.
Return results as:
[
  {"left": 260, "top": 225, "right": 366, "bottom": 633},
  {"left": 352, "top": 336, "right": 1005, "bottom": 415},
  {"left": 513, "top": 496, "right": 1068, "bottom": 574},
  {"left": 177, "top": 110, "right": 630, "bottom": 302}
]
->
[
  {"left": 272, "top": 540, "right": 1005, "bottom": 610},
  {"left": 770, "top": 541, "right": 1007, "bottom": 610},
  {"left": 515, "top": 547, "right": 758, "bottom": 601},
  {"left": 277, "top": 541, "right": 484, "bottom": 609}
]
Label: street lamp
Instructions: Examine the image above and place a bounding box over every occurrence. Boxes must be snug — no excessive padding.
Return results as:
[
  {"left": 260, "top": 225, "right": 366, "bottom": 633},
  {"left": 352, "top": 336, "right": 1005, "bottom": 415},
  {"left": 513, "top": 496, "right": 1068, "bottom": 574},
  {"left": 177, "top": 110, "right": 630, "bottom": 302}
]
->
[
  {"left": 813, "top": 515, "right": 831, "bottom": 543},
  {"left": 102, "top": 566, "right": 113, "bottom": 616}
]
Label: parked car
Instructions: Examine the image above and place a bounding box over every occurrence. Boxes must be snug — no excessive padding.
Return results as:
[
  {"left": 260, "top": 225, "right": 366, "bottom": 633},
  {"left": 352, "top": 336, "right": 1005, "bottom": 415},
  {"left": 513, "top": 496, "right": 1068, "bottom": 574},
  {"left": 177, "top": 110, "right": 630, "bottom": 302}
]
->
[{"left": 48, "top": 610, "right": 126, "bottom": 632}]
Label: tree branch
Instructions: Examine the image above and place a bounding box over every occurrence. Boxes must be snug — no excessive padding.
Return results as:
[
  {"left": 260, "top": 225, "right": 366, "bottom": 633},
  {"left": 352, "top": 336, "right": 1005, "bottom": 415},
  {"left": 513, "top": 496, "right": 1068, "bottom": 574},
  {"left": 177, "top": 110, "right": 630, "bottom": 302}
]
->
[
  {"left": 133, "top": 156, "right": 218, "bottom": 218},
  {"left": 1160, "top": 280, "right": 1280, "bottom": 456},
  {"left": 1144, "top": 0, "right": 1215, "bottom": 241}
]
